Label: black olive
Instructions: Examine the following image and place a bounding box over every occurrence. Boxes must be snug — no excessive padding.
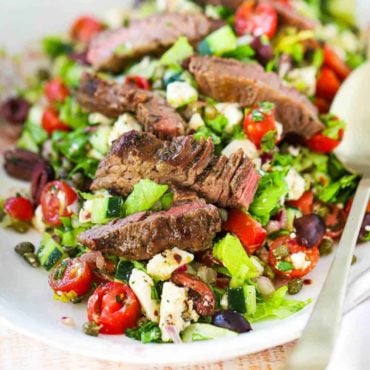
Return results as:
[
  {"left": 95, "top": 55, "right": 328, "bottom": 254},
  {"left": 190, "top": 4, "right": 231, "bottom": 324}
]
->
[
  {"left": 212, "top": 310, "right": 252, "bottom": 333},
  {"left": 0, "top": 97, "right": 30, "bottom": 124},
  {"left": 31, "top": 161, "right": 55, "bottom": 205},
  {"left": 294, "top": 214, "right": 326, "bottom": 248}
]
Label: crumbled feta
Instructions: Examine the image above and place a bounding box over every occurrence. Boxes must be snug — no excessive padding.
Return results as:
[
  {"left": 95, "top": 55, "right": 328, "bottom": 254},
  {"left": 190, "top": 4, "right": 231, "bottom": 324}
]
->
[
  {"left": 222, "top": 139, "right": 258, "bottom": 159},
  {"left": 285, "top": 168, "right": 306, "bottom": 201},
  {"left": 291, "top": 252, "right": 310, "bottom": 270},
  {"left": 189, "top": 113, "right": 205, "bottom": 131},
  {"left": 159, "top": 282, "right": 198, "bottom": 342},
  {"left": 220, "top": 293, "right": 228, "bottom": 310},
  {"left": 88, "top": 112, "right": 113, "bottom": 126},
  {"left": 109, "top": 113, "right": 141, "bottom": 144},
  {"left": 286, "top": 66, "right": 317, "bottom": 96},
  {"left": 166, "top": 81, "right": 198, "bottom": 108},
  {"left": 28, "top": 105, "right": 43, "bottom": 125},
  {"left": 79, "top": 200, "right": 93, "bottom": 223},
  {"left": 147, "top": 247, "right": 194, "bottom": 281},
  {"left": 288, "top": 145, "right": 300, "bottom": 157},
  {"left": 129, "top": 268, "right": 160, "bottom": 323},
  {"left": 32, "top": 205, "right": 46, "bottom": 233},
  {"left": 215, "top": 103, "right": 243, "bottom": 133}
]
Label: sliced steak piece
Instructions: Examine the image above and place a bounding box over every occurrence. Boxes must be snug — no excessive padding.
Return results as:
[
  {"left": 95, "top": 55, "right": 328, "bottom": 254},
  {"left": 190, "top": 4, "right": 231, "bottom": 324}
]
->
[
  {"left": 78, "top": 200, "right": 222, "bottom": 260},
  {"left": 77, "top": 74, "right": 185, "bottom": 139},
  {"left": 87, "top": 13, "right": 219, "bottom": 72},
  {"left": 186, "top": 55, "right": 324, "bottom": 138},
  {"left": 91, "top": 130, "right": 260, "bottom": 209}
]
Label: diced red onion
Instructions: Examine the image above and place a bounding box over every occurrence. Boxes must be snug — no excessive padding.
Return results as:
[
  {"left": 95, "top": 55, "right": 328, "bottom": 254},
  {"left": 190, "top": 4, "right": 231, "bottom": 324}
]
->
[
  {"left": 256, "top": 276, "right": 276, "bottom": 296},
  {"left": 164, "top": 325, "right": 182, "bottom": 344}
]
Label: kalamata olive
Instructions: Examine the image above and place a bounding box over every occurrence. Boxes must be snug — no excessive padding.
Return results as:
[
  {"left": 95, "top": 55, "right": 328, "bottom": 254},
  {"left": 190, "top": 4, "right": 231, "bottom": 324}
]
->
[
  {"left": 3, "top": 148, "right": 43, "bottom": 181},
  {"left": 0, "top": 97, "right": 30, "bottom": 124},
  {"left": 250, "top": 36, "right": 274, "bottom": 66},
  {"left": 212, "top": 310, "right": 252, "bottom": 333},
  {"left": 294, "top": 214, "right": 326, "bottom": 248},
  {"left": 358, "top": 213, "right": 370, "bottom": 243},
  {"left": 171, "top": 271, "right": 215, "bottom": 316},
  {"left": 31, "top": 161, "right": 55, "bottom": 205}
]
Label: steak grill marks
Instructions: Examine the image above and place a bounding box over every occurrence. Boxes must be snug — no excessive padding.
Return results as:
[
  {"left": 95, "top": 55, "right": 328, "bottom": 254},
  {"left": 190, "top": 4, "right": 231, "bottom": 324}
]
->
[
  {"left": 91, "top": 130, "right": 260, "bottom": 209},
  {"left": 77, "top": 74, "right": 185, "bottom": 139},
  {"left": 186, "top": 55, "right": 324, "bottom": 139},
  {"left": 77, "top": 200, "right": 222, "bottom": 260}
]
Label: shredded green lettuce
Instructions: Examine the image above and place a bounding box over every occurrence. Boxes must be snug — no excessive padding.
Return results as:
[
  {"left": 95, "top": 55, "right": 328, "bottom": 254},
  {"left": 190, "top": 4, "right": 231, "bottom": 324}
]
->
[
  {"left": 213, "top": 234, "right": 259, "bottom": 287},
  {"left": 125, "top": 179, "right": 169, "bottom": 216},
  {"left": 246, "top": 286, "right": 311, "bottom": 322},
  {"left": 126, "top": 321, "right": 162, "bottom": 343},
  {"left": 318, "top": 174, "right": 358, "bottom": 203},
  {"left": 249, "top": 172, "right": 288, "bottom": 226}
]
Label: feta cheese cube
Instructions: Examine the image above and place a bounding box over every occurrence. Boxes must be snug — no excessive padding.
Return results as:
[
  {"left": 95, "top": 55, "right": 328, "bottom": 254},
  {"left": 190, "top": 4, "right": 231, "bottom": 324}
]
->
[
  {"left": 109, "top": 113, "right": 141, "bottom": 144},
  {"left": 285, "top": 168, "right": 306, "bottom": 201},
  {"left": 215, "top": 103, "right": 243, "bottom": 132},
  {"left": 291, "top": 252, "right": 310, "bottom": 270},
  {"left": 189, "top": 113, "right": 205, "bottom": 131},
  {"left": 166, "top": 81, "right": 198, "bottom": 108},
  {"left": 222, "top": 139, "right": 258, "bottom": 159}
]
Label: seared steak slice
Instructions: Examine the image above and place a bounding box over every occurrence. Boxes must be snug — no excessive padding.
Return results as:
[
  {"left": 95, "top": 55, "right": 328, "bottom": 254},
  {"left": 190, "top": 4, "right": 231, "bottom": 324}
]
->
[
  {"left": 77, "top": 74, "right": 185, "bottom": 139},
  {"left": 195, "top": 0, "right": 316, "bottom": 29},
  {"left": 78, "top": 200, "right": 222, "bottom": 260},
  {"left": 91, "top": 130, "right": 260, "bottom": 209},
  {"left": 87, "top": 13, "right": 219, "bottom": 72},
  {"left": 186, "top": 55, "right": 324, "bottom": 138}
]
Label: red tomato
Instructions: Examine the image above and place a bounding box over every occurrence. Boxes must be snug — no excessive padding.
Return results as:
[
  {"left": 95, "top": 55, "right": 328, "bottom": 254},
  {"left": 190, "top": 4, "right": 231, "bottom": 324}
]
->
[
  {"left": 243, "top": 102, "right": 276, "bottom": 148},
  {"left": 42, "top": 107, "right": 70, "bottom": 135},
  {"left": 4, "top": 196, "right": 34, "bottom": 222},
  {"left": 313, "top": 97, "right": 330, "bottom": 114},
  {"left": 287, "top": 191, "right": 314, "bottom": 215},
  {"left": 70, "top": 16, "right": 103, "bottom": 43},
  {"left": 316, "top": 67, "right": 341, "bottom": 102},
  {"left": 324, "top": 205, "right": 347, "bottom": 239},
  {"left": 49, "top": 258, "right": 93, "bottom": 297},
  {"left": 125, "top": 75, "right": 151, "bottom": 90},
  {"left": 269, "top": 236, "right": 319, "bottom": 279},
  {"left": 87, "top": 282, "right": 141, "bottom": 334},
  {"left": 40, "top": 181, "right": 77, "bottom": 226},
  {"left": 307, "top": 129, "right": 343, "bottom": 154},
  {"left": 223, "top": 209, "right": 267, "bottom": 255},
  {"left": 323, "top": 45, "right": 351, "bottom": 81},
  {"left": 235, "top": 1, "right": 278, "bottom": 39},
  {"left": 44, "top": 79, "right": 69, "bottom": 103}
]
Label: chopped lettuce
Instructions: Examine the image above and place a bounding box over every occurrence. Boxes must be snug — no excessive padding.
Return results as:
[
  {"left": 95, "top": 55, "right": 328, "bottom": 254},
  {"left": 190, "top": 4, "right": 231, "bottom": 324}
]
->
[
  {"left": 160, "top": 37, "right": 194, "bottom": 66},
  {"left": 249, "top": 172, "right": 288, "bottom": 225},
  {"left": 59, "top": 97, "right": 89, "bottom": 129},
  {"left": 42, "top": 36, "right": 73, "bottom": 58},
  {"left": 246, "top": 286, "right": 311, "bottom": 322},
  {"left": 125, "top": 179, "right": 169, "bottom": 216},
  {"left": 213, "top": 234, "right": 259, "bottom": 287},
  {"left": 126, "top": 321, "right": 162, "bottom": 343},
  {"left": 318, "top": 174, "right": 358, "bottom": 204}
]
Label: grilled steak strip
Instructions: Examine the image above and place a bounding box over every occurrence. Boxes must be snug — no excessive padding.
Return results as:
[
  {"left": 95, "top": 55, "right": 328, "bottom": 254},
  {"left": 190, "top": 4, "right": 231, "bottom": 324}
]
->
[
  {"left": 91, "top": 130, "right": 260, "bottom": 209},
  {"left": 186, "top": 55, "right": 324, "bottom": 138},
  {"left": 78, "top": 200, "right": 222, "bottom": 260},
  {"left": 195, "top": 0, "right": 317, "bottom": 29},
  {"left": 87, "top": 12, "right": 221, "bottom": 72},
  {"left": 77, "top": 74, "right": 185, "bottom": 139}
]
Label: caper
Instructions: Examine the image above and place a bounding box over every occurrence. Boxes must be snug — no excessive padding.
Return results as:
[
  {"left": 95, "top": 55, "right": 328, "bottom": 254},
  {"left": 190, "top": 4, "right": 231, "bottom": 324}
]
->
[
  {"left": 288, "top": 278, "right": 303, "bottom": 295},
  {"left": 204, "top": 105, "right": 218, "bottom": 120},
  {"left": 82, "top": 321, "right": 100, "bottom": 337},
  {"left": 62, "top": 246, "right": 79, "bottom": 258},
  {"left": 23, "top": 252, "right": 40, "bottom": 268},
  {"left": 272, "top": 245, "right": 289, "bottom": 258},
  {"left": 263, "top": 264, "right": 275, "bottom": 280},
  {"left": 71, "top": 172, "right": 85, "bottom": 189},
  {"left": 10, "top": 221, "right": 30, "bottom": 233},
  {"left": 351, "top": 255, "right": 357, "bottom": 265},
  {"left": 15, "top": 241, "right": 35, "bottom": 256},
  {"left": 319, "top": 237, "right": 334, "bottom": 256}
]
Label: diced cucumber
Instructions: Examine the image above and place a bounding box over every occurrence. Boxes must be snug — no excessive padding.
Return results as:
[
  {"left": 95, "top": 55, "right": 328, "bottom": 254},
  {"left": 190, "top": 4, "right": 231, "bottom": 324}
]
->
[
  {"left": 90, "top": 196, "right": 123, "bottom": 223},
  {"left": 228, "top": 287, "right": 246, "bottom": 313},
  {"left": 244, "top": 285, "right": 256, "bottom": 315},
  {"left": 115, "top": 260, "right": 134, "bottom": 283},
  {"left": 160, "top": 36, "right": 194, "bottom": 66},
  {"left": 37, "top": 236, "right": 65, "bottom": 271},
  {"left": 182, "top": 323, "right": 238, "bottom": 342},
  {"left": 198, "top": 25, "right": 237, "bottom": 56},
  {"left": 107, "top": 197, "right": 124, "bottom": 218}
]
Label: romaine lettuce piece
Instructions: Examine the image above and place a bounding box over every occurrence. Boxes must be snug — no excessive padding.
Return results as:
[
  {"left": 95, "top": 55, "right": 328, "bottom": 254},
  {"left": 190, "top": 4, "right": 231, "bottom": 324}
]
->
[
  {"left": 125, "top": 179, "right": 169, "bottom": 215},
  {"left": 213, "top": 234, "right": 259, "bottom": 287},
  {"left": 318, "top": 174, "right": 358, "bottom": 204}
]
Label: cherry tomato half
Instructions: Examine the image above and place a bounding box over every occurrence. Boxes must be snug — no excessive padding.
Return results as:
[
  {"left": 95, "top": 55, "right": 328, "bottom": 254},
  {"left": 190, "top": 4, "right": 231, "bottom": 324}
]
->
[
  {"left": 49, "top": 258, "right": 93, "bottom": 297},
  {"left": 243, "top": 102, "right": 277, "bottom": 148},
  {"left": 307, "top": 129, "right": 343, "bottom": 154},
  {"left": 235, "top": 1, "right": 278, "bottom": 39},
  {"left": 125, "top": 75, "right": 151, "bottom": 90},
  {"left": 42, "top": 107, "right": 70, "bottom": 135},
  {"left": 323, "top": 45, "right": 351, "bottom": 81},
  {"left": 316, "top": 67, "right": 341, "bottom": 102},
  {"left": 268, "top": 236, "right": 319, "bottom": 279},
  {"left": 40, "top": 181, "right": 77, "bottom": 226},
  {"left": 4, "top": 196, "right": 34, "bottom": 222},
  {"left": 223, "top": 209, "right": 267, "bottom": 255},
  {"left": 70, "top": 16, "right": 104, "bottom": 43},
  {"left": 287, "top": 191, "right": 314, "bottom": 215},
  {"left": 44, "top": 78, "right": 69, "bottom": 103},
  {"left": 87, "top": 282, "right": 141, "bottom": 334}
]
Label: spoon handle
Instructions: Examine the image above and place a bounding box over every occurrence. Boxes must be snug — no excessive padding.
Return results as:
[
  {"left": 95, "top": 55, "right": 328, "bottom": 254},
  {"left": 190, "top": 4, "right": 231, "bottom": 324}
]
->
[{"left": 286, "top": 177, "right": 370, "bottom": 370}]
